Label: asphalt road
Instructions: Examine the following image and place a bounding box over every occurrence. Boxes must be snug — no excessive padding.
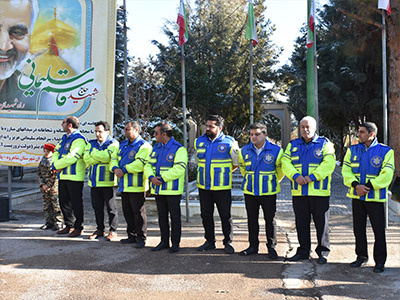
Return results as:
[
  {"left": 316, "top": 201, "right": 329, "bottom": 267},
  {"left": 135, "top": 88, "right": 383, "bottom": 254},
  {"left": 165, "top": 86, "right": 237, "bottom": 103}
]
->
[
  {"left": 1, "top": 196, "right": 399, "bottom": 300},
  {"left": 1, "top": 165, "right": 399, "bottom": 299}
]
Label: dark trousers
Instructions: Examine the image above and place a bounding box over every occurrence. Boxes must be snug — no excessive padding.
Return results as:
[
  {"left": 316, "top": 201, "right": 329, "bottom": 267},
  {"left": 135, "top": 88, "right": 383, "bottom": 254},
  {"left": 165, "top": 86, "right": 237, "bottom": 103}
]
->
[
  {"left": 90, "top": 187, "right": 118, "bottom": 232},
  {"left": 199, "top": 188, "right": 233, "bottom": 245},
  {"left": 121, "top": 192, "right": 147, "bottom": 241},
  {"left": 244, "top": 194, "right": 277, "bottom": 250},
  {"left": 352, "top": 198, "right": 387, "bottom": 264},
  {"left": 292, "top": 196, "right": 330, "bottom": 257},
  {"left": 58, "top": 180, "right": 84, "bottom": 230},
  {"left": 155, "top": 195, "right": 182, "bottom": 245}
]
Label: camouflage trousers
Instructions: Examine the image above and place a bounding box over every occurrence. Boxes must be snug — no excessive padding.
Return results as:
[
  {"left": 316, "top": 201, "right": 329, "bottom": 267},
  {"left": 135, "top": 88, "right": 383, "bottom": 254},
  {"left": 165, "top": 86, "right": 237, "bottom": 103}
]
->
[{"left": 42, "top": 189, "right": 63, "bottom": 225}]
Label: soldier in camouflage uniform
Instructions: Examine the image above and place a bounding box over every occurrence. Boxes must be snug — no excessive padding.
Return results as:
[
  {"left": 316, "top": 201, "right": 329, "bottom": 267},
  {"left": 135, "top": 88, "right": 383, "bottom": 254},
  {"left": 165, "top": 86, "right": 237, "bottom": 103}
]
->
[{"left": 37, "top": 143, "right": 63, "bottom": 230}]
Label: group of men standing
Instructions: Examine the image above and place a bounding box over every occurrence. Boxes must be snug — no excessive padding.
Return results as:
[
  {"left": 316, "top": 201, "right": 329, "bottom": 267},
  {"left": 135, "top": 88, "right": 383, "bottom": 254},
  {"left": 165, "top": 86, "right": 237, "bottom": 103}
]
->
[
  {"left": 51, "top": 116, "right": 121, "bottom": 240},
  {"left": 52, "top": 116, "right": 188, "bottom": 253},
  {"left": 51, "top": 114, "right": 394, "bottom": 272},
  {"left": 191, "top": 114, "right": 393, "bottom": 274}
]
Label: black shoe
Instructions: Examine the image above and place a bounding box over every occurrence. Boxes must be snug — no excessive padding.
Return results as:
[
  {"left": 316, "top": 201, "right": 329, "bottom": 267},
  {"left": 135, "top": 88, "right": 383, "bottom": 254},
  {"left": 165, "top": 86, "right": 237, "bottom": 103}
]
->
[
  {"left": 350, "top": 257, "right": 368, "bottom": 268},
  {"left": 224, "top": 243, "right": 234, "bottom": 254},
  {"left": 169, "top": 244, "right": 180, "bottom": 253},
  {"left": 120, "top": 237, "right": 137, "bottom": 244},
  {"left": 317, "top": 256, "right": 327, "bottom": 264},
  {"left": 239, "top": 247, "right": 258, "bottom": 256},
  {"left": 373, "top": 263, "right": 385, "bottom": 273},
  {"left": 56, "top": 226, "right": 72, "bottom": 234},
  {"left": 197, "top": 241, "right": 216, "bottom": 251},
  {"left": 287, "top": 253, "right": 309, "bottom": 262},
  {"left": 151, "top": 242, "right": 169, "bottom": 252},
  {"left": 268, "top": 248, "right": 278, "bottom": 260},
  {"left": 135, "top": 239, "right": 145, "bottom": 249}
]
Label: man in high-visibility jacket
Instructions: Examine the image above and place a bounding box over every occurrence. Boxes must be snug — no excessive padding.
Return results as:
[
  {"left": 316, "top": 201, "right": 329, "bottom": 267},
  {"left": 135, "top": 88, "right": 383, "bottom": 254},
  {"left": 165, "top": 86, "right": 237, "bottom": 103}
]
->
[
  {"left": 110, "top": 121, "right": 152, "bottom": 249},
  {"left": 282, "top": 116, "right": 335, "bottom": 264},
  {"left": 342, "top": 122, "right": 394, "bottom": 273},
  {"left": 194, "top": 115, "right": 239, "bottom": 254},
  {"left": 52, "top": 116, "right": 87, "bottom": 237},
  {"left": 84, "top": 121, "right": 119, "bottom": 241},
  {"left": 238, "top": 123, "right": 284, "bottom": 259},
  {"left": 144, "top": 122, "right": 188, "bottom": 253}
]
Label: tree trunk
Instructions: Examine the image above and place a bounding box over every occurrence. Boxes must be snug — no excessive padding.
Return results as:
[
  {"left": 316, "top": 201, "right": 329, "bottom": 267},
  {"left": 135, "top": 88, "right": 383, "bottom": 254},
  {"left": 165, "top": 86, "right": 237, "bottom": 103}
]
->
[{"left": 388, "top": 1, "right": 400, "bottom": 177}]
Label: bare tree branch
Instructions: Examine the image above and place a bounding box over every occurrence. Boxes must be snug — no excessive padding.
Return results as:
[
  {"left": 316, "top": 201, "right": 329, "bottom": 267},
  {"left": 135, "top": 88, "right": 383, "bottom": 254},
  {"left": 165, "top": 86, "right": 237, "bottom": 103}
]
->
[{"left": 336, "top": 7, "right": 383, "bottom": 29}]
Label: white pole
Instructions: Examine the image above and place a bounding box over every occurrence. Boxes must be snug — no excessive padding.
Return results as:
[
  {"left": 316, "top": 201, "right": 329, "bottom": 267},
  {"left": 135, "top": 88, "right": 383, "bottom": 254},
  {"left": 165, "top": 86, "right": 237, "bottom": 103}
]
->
[{"left": 181, "top": 44, "right": 190, "bottom": 222}]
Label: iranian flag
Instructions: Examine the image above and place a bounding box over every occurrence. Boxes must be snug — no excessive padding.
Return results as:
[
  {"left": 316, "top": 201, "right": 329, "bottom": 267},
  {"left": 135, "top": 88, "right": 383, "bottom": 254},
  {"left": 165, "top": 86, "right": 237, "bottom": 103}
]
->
[
  {"left": 378, "top": 0, "right": 391, "bottom": 15},
  {"left": 306, "top": 0, "right": 315, "bottom": 48},
  {"left": 245, "top": 0, "right": 258, "bottom": 46},
  {"left": 177, "top": 0, "right": 188, "bottom": 46}
]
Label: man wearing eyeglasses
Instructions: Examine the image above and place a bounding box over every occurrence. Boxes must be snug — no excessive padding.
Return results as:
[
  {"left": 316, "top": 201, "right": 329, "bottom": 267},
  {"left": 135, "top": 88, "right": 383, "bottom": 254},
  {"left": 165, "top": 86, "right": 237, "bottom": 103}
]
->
[{"left": 0, "top": 0, "right": 38, "bottom": 108}]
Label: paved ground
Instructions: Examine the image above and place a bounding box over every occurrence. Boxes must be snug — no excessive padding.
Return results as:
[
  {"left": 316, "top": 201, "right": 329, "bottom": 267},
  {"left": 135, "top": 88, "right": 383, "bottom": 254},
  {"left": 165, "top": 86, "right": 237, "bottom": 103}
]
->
[{"left": 1, "top": 166, "right": 399, "bottom": 299}]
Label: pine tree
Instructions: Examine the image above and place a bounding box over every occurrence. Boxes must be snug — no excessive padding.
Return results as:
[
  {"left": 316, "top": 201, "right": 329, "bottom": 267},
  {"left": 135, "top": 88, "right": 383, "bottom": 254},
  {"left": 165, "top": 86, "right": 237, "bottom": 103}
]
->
[{"left": 152, "top": 0, "right": 281, "bottom": 143}]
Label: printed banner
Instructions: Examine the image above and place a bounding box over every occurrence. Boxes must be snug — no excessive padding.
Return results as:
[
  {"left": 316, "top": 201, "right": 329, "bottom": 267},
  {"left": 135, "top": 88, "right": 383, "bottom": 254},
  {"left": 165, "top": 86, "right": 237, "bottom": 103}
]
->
[{"left": 0, "top": 0, "right": 116, "bottom": 166}]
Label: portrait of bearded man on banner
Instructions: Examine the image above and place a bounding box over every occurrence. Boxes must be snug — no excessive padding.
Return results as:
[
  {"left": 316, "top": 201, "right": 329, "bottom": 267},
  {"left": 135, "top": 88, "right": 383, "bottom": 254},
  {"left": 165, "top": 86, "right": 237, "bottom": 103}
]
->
[
  {"left": 0, "top": 0, "right": 39, "bottom": 105},
  {"left": 0, "top": 0, "right": 97, "bottom": 116}
]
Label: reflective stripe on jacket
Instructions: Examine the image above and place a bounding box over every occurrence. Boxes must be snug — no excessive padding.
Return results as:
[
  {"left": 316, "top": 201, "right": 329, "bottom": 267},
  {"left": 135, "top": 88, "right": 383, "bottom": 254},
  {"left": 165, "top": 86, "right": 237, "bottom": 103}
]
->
[
  {"left": 282, "top": 135, "right": 335, "bottom": 196},
  {"left": 52, "top": 130, "right": 87, "bottom": 181},
  {"left": 84, "top": 136, "right": 118, "bottom": 187},
  {"left": 110, "top": 136, "right": 152, "bottom": 192},
  {"left": 194, "top": 133, "right": 238, "bottom": 191},
  {"left": 144, "top": 137, "right": 188, "bottom": 195},
  {"left": 239, "top": 139, "right": 284, "bottom": 196},
  {"left": 342, "top": 138, "right": 394, "bottom": 202}
]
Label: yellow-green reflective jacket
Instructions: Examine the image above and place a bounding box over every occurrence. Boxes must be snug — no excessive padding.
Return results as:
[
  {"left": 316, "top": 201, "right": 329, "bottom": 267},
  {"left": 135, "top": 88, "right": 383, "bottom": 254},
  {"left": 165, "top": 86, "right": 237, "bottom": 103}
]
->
[
  {"left": 144, "top": 137, "right": 188, "bottom": 195},
  {"left": 110, "top": 136, "right": 152, "bottom": 192},
  {"left": 52, "top": 130, "right": 87, "bottom": 182},
  {"left": 239, "top": 140, "right": 284, "bottom": 196},
  {"left": 84, "top": 136, "right": 118, "bottom": 187},
  {"left": 282, "top": 135, "right": 335, "bottom": 196},
  {"left": 194, "top": 133, "right": 238, "bottom": 191},
  {"left": 342, "top": 138, "right": 394, "bottom": 202}
]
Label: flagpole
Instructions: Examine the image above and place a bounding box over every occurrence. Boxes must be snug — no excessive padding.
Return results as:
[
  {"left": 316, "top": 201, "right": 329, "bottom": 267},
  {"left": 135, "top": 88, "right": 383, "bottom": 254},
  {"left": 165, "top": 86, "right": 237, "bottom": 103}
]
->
[
  {"left": 382, "top": 14, "right": 388, "bottom": 146},
  {"left": 245, "top": 0, "right": 257, "bottom": 125},
  {"left": 313, "top": 0, "right": 319, "bottom": 133},
  {"left": 250, "top": 42, "right": 254, "bottom": 124},
  {"left": 381, "top": 10, "right": 388, "bottom": 228},
  {"left": 123, "top": 0, "right": 128, "bottom": 122},
  {"left": 181, "top": 44, "right": 190, "bottom": 222},
  {"left": 306, "top": 0, "right": 315, "bottom": 119}
]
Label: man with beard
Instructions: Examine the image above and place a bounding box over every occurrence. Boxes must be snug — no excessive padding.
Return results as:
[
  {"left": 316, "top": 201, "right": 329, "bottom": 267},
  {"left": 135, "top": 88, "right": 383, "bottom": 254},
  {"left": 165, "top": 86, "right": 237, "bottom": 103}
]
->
[
  {"left": 194, "top": 115, "right": 239, "bottom": 254},
  {"left": 0, "top": 0, "right": 38, "bottom": 106},
  {"left": 282, "top": 116, "right": 335, "bottom": 264},
  {"left": 342, "top": 122, "right": 394, "bottom": 273},
  {"left": 84, "top": 121, "right": 119, "bottom": 241},
  {"left": 52, "top": 116, "right": 87, "bottom": 237}
]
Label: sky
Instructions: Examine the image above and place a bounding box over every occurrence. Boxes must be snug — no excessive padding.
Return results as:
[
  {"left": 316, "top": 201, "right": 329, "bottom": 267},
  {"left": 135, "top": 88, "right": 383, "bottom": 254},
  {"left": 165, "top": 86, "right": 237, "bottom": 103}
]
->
[{"left": 119, "top": 0, "right": 329, "bottom": 65}]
